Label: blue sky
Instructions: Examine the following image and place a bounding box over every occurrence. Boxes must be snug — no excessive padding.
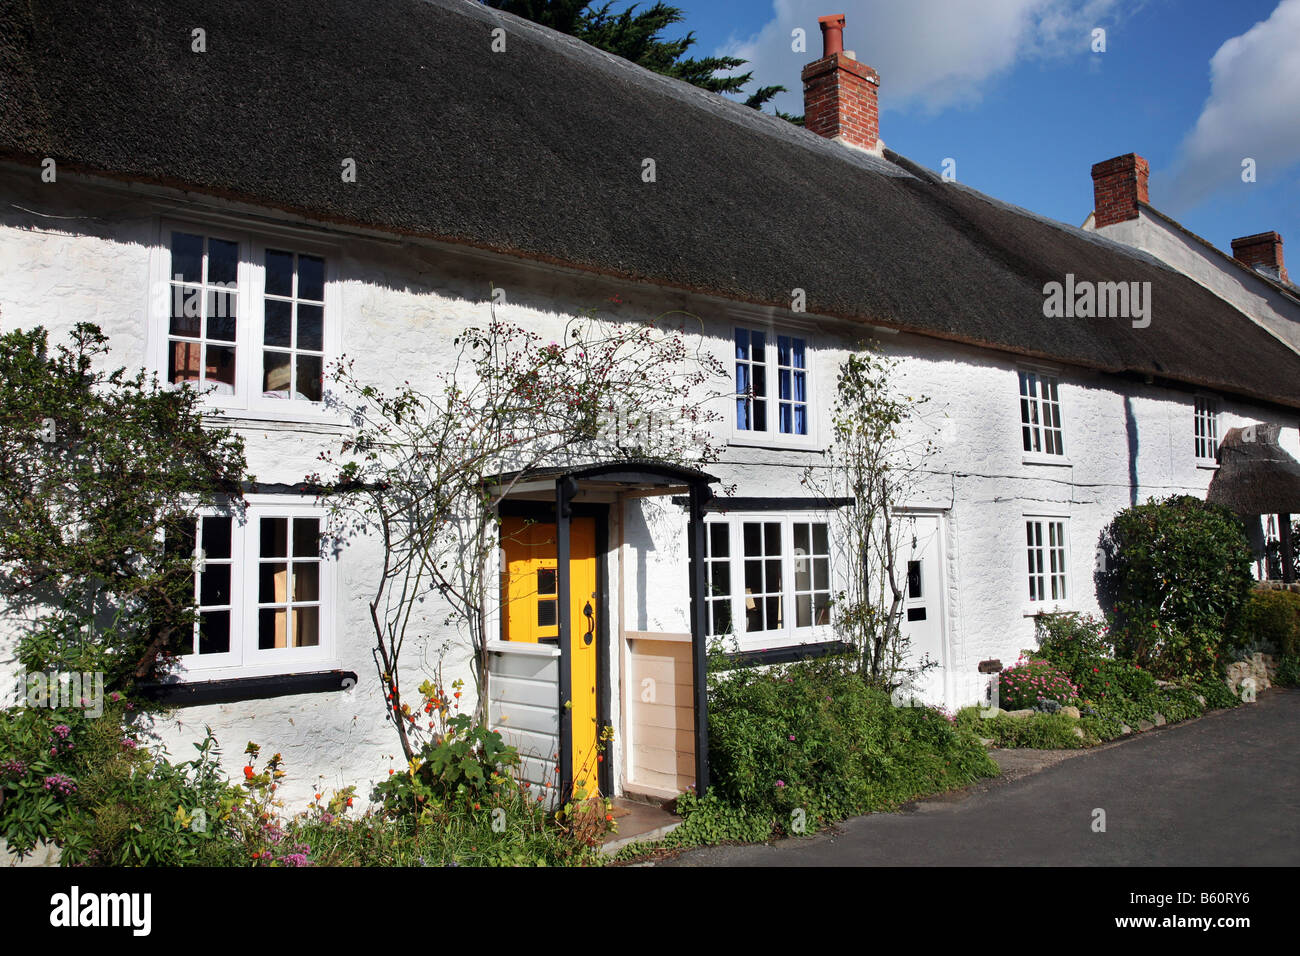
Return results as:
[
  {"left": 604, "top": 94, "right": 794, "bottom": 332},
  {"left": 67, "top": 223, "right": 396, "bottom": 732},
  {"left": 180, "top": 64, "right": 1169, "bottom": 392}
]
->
[{"left": 663, "top": 0, "right": 1299, "bottom": 257}]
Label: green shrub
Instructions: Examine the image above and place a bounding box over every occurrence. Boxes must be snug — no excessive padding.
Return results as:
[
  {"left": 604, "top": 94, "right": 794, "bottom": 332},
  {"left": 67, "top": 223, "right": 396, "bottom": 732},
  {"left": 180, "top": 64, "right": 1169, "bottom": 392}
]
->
[
  {"left": 1239, "top": 589, "right": 1300, "bottom": 657},
  {"left": 705, "top": 656, "right": 997, "bottom": 836},
  {"left": 1072, "top": 657, "right": 1158, "bottom": 708},
  {"left": 955, "top": 708, "right": 1095, "bottom": 749},
  {"left": 1033, "top": 612, "right": 1113, "bottom": 674},
  {"left": 0, "top": 703, "right": 247, "bottom": 865},
  {"left": 1275, "top": 655, "right": 1300, "bottom": 688},
  {"left": 1099, "top": 495, "right": 1253, "bottom": 678},
  {"left": 997, "top": 658, "right": 1079, "bottom": 711},
  {"left": 372, "top": 714, "right": 521, "bottom": 818}
]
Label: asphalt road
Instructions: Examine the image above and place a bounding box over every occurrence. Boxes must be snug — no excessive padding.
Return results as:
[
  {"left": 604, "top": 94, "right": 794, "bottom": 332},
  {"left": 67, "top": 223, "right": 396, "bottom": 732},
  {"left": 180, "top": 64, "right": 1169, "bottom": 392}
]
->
[{"left": 667, "top": 688, "right": 1300, "bottom": 866}]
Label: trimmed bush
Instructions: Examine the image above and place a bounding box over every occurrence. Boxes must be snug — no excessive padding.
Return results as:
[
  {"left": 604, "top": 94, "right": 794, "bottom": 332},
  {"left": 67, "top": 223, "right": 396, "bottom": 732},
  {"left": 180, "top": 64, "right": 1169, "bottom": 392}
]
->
[
  {"left": 1099, "top": 495, "right": 1253, "bottom": 679},
  {"left": 1239, "top": 588, "right": 1300, "bottom": 657}
]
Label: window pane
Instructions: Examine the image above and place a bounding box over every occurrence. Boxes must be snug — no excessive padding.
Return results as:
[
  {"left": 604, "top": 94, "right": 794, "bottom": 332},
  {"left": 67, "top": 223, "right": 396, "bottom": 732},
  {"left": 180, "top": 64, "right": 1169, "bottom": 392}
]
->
[
  {"left": 293, "top": 518, "right": 320, "bottom": 557},
  {"left": 734, "top": 328, "right": 748, "bottom": 360},
  {"left": 711, "top": 601, "right": 730, "bottom": 635},
  {"left": 744, "top": 559, "right": 762, "bottom": 593},
  {"left": 793, "top": 524, "right": 809, "bottom": 555},
  {"left": 207, "top": 293, "right": 237, "bottom": 342},
  {"left": 293, "top": 606, "right": 320, "bottom": 648},
  {"left": 766, "top": 596, "right": 781, "bottom": 629},
  {"left": 812, "top": 524, "right": 828, "bottom": 555},
  {"left": 794, "top": 405, "right": 807, "bottom": 436},
  {"left": 778, "top": 335, "right": 789, "bottom": 366},
  {"left": 208, "top": 239, "right": 239, "bottom": 286},
  {"left": 907, "top": 560, "right": 922, "bottom": 599},
  {"left": 260, "top": 562, "right": 287, "bottom": 602},
  {"left": 751, "top": 331, "right": 765, "bottom": 356},
  {"left": 171, "top": 232, "right": 204, "bottom": 283},
  {"left": 537, "top": 567, "right": 557, "bottom": 595},
  {"left": 711, "top": 562, "right": 730, "bottom": 595},
  {"left": 259, "top": 608, "right": 286, "bottom": 649},
  {"left": 263, "top": 350, "right": 292, "bottom": 395},
  {"left": 791, "top": 338, "right": 805, "bottom": 369},
  {"left": 779, "top": 403, "right": 792, "bottom": 434},
  {"left": 298, "top": 304, "right": 324, "bottom": 351},
  {"left": 765, "top": 558, "right": 781, "bottom": 592},
  {"left": 743, "top": 522, "right": 761, "bottom": 557},
  {"left": 170, "top": 287, "right": 202, "bottom": 337},
  {"left": 752, "top": 363, "right": 766, "bottom": 398},
  {"left": 293, "top": 563, "right": 319, "bottom": 602},
  {"left": 814, "top": 558, "right": 829, "bottom": 592},
  {"left": 266, "top": 250, "right": 295, "bottom": 297},
  {"left": 796, "top": 593, "right": 811, "bottom": 628},
  {"left": 198, "top": 610, "right": 230, "bottom": 655},
  {"left": 199, "top": 564, "right": 230, "bottom": 606},
  {"left": 169, "top": 341, "right": 201, "bottom": 384},
  {"left": 206, "top": 346, "right": 236, "bottom": 389},
  {"left": 709, "top": 523, "right": 729, "bottom": 558},
  {"left": 736, "top": 397, "right": 748, "bottom": 430},
  {"left": 298, "top": 255, "right": 325, "bottom": 301},
  {"left": 779, "top": 368, "right": 791, "bottom": 401},
  {"left": 261, "top": 518, "right": 289, "bottom": 558},
  {"left": 752, "top": 400, "right": 766, "bottom": 431},
  {"left": 264, "top": 299, "right": 293, "bottom": 347},
  {"left": 296, "top": 354, "right": 323, "bottom": 402}
]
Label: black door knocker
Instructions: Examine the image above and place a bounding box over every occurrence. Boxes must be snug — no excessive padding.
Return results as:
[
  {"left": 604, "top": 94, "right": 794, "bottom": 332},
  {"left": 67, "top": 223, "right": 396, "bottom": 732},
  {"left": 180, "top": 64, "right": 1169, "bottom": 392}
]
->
[{"left": 582, "top": 601, "right": 594, "bottom": 646}]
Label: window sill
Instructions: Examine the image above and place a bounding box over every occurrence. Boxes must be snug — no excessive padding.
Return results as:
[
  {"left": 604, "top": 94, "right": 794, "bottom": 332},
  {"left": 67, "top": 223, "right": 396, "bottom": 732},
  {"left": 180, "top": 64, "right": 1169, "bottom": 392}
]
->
[
  {"left": 138, "top": 668, "right": 358, "bottom": 706},
  {"left": 205, "top": 406, "right": 350, "bottom": 430},
  {"left": 722, "top": 639, "right": 855, "bottom": 668},
  {"left": 1196, "top": 462, "right": 1220, "bottom": 471},
  {"left": 1022, "top": 454, "right": 1072, "bottom": 467},
  {"left": 1022, "top": 602, "right": 1073, "bottom": 618},
  {"left": 727, "top": 435, "right": 823, "bottom": 453}
]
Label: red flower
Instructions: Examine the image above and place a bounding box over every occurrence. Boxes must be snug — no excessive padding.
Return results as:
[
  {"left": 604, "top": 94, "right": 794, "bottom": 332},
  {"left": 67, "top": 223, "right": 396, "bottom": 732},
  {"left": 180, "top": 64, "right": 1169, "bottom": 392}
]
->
[{"left": 243, "top": 766, "right": 254, "bottom": 779}]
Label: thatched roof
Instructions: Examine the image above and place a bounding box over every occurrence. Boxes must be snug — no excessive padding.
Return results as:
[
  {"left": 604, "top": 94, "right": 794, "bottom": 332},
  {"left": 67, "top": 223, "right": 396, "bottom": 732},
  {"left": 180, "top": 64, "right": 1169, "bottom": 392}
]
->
[
  {"left": 4, "top": 0, "right": 1300, "bottom": 408},
  {"left": 1207, "top": 425, "right": 1300, "bottom": 515}
]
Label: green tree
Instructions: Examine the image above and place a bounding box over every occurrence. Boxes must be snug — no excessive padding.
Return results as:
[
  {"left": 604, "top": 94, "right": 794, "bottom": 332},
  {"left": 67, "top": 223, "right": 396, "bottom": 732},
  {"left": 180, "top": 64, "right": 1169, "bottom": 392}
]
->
[
  {"left": 485, "top": 0, "right": 795, "bottom": 117},
  {"left": 0, "top": 323, "right": 247, "bottom": 688}
]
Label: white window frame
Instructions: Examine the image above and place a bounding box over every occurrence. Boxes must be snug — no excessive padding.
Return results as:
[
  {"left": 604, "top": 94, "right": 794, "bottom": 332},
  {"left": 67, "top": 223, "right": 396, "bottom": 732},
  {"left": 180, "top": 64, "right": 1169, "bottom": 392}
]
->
[
  {"left": 172, "top": 496, "right": 337, "bottom": 682},
  {"left": 148, "top": 219, "right": 344, "bottom": 423},
  {"left": 1023, "top": 514, "right": 1071, "bottom": 616},
  {"left": 729, "top": 325, "right": 818, "bottom": 450},
  {"left": 1018, "top": 368, "right": 1068, "bottom": 463},
  {"left": 1194, "top": 395, "right": 1220, "bottom": 465},
  {"left": 703, "top": 511, "right": 834, "bottom": 651}
]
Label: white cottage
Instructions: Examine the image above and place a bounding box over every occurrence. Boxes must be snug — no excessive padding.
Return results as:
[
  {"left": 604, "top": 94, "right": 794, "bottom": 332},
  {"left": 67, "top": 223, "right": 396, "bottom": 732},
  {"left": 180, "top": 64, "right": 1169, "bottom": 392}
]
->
[{"left": 2, "top": 1, "right": 1299, "bottom": 807}]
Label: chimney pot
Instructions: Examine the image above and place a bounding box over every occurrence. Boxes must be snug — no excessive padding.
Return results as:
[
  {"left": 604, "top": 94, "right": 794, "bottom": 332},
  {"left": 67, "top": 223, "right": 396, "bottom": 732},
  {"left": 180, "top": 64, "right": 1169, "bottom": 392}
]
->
[
  {"left": 818, "top": 14, "right": 846, "bottom": 57},
  {"left": 1231, "top": 231, "right": 1288, "bottom": 284},
  {"left": 1091, "top": 153, "right": 1149, "bottom": 228}
]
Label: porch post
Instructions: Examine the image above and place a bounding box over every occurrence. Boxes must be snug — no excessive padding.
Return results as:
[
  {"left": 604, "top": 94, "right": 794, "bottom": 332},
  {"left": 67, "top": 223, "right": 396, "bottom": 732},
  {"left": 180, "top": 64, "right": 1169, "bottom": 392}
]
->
[
  {"left": 1281, "top": 513, "right": 1295, "bottom": 584},
  {"left": 556, "top": 476, "right": 577, "bottom": 801},
  {"left": 687, "top": 481, "right": 711, "bottom": 796}
]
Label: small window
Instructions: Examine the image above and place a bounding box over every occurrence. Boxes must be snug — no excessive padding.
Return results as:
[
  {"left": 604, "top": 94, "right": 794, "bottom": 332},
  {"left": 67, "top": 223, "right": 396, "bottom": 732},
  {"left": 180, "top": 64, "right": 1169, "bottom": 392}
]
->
[
  {"left": 174, "top": 503, "right": 332, "bottom": 676},
  {"left": 1026, "top": 518, "right": 1069, "bottom": 604},
  {"left": 734, "top": 328, "right": 811, "bottom": 439},
  {"left": 167, "top": 231, "right": 239, "bottom": 396},
  {"left": 704, "top": 514, "right": 832, "bottom": 645},
  {"left": 1194, "top": 397, "right": 1219, "bottom": 461},
  {"left": 262, "top": 250, "right": 326, "bottom": 402},
  {"left": 1019, "top": 371, "right": 1064, "bottom": 456}
]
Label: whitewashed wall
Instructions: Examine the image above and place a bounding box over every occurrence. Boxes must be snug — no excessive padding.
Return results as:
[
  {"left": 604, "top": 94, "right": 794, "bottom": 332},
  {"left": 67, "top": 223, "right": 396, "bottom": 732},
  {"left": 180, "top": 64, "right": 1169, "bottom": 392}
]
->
[{"left": 2, "top": 166, "right": 1298, "bottom": 806}]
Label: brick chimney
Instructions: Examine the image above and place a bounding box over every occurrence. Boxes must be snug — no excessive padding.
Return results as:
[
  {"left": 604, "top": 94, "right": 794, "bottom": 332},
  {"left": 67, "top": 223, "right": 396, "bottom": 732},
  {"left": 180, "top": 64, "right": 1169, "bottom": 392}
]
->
[
  {"left": 1231, "top": 231, "right": 1288, "bottom": 284},
  {"left": 1091, "top": 154, "right": 1149, "bottom": 228},
  {"left": 801, "top": 14, "right": 880, "bottom": 152}
]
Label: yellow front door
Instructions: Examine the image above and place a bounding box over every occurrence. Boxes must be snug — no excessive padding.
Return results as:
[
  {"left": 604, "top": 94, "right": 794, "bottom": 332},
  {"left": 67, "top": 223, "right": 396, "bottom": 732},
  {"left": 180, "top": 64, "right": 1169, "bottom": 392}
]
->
[{"left": 500, "top": 516, "right": 600, "bottom": 798}]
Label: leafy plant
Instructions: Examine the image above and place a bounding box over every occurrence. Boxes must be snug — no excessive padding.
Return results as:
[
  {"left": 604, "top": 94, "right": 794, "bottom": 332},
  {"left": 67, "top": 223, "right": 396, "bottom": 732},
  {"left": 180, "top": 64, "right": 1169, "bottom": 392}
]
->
[
  {"left": 0, "top": 323, "right": 246, "bottom": 688},
  {"left": 1098, "top": 495, "right": 1253, "bottom": 679},
  {"left": 1238, "top": 588, "right": 1300, "bottom": 657}
]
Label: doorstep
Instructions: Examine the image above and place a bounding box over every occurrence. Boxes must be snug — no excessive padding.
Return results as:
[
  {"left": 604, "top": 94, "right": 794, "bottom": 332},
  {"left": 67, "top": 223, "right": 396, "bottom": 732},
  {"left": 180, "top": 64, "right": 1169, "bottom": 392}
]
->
[{"left": 600, "top": 797, "right": 681, "bottom": 856}]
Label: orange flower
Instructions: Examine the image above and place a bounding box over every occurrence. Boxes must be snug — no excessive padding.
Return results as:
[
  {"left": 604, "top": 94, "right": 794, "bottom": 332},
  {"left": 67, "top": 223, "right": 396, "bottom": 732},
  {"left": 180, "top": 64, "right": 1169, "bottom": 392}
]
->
[{"left": 243, "top": 766, "right": 254, "bottom": 779}]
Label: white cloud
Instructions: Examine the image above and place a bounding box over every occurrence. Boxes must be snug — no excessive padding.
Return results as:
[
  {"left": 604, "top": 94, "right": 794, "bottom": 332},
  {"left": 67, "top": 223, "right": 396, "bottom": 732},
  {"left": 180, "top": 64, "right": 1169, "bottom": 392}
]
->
[
  {"left": 1163, "top": 0, "right": 1300, "bottom": 213},
  {"left": 718, "top": 0, "right": 1119, "bottom": 116}
]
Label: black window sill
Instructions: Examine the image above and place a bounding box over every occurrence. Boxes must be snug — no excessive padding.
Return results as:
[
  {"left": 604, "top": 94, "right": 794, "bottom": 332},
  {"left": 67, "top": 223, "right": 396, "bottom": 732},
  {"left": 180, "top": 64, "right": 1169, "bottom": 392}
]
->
[
  {"left": 137, "top": 670, "right": 359, "bottom": 707},
  {"left": 723, "top": 640, "right": 856, "bottom": 668}
]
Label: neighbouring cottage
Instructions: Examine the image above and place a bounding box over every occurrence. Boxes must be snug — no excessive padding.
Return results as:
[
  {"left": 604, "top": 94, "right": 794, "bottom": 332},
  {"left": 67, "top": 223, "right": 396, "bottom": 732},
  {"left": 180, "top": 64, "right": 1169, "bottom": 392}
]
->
[{"left": 2, "top": 1, "right": 1299, "bottom": 807}]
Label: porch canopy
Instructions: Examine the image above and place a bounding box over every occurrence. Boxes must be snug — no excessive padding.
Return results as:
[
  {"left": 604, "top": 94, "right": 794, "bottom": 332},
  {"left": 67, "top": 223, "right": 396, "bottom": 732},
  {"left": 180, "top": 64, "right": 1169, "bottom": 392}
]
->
[
  {"left": 484, "top": 459, "right": 719, "bottom": 797},
  {"left": 1206, "top": 424, "right": 1300, "bottom": 583}
]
